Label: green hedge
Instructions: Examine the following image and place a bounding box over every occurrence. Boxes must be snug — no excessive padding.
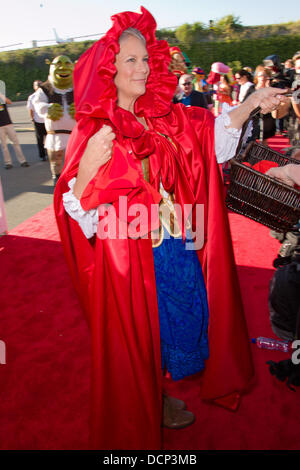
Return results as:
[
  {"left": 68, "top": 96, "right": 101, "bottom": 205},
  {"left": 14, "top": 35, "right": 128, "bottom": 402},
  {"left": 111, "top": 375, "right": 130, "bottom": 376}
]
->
[
  {"left": 0, "top": 41, "right": 94, "bottom": 100},
  {"left": 1, "top": 35, "right": 300, "bottom": 100},
  {"left": 175, "top": 35, "right": 300, "bottom": 73}
]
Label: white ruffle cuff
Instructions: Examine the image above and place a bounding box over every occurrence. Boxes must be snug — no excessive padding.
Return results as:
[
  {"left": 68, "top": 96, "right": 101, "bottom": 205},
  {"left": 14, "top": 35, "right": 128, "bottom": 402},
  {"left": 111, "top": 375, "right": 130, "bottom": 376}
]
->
[
  {"left": 214, "top": 103, "right": 252, "bottom": 164},
  {"left": 62, "top": 177, "right": 98, "bottom": 238}
]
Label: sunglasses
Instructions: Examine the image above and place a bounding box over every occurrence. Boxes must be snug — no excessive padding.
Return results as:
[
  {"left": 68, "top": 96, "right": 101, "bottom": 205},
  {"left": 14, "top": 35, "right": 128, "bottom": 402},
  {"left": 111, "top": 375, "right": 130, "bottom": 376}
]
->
[{"left": 182, "top": 82, "right": 192, "bottom": 86}]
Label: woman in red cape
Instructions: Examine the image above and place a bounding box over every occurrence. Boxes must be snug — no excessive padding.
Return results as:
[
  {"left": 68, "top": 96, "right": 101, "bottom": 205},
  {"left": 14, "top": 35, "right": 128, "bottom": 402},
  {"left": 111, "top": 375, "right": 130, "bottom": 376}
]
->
[{"left": 54, "top": 6, "right": 285, "bottom": 450}]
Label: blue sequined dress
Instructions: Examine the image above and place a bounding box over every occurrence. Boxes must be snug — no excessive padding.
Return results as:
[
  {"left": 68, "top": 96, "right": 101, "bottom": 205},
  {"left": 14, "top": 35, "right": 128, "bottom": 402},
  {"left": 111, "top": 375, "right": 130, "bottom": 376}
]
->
[{"left": 152, "top": 228, "right": 209, "bottom": 381}]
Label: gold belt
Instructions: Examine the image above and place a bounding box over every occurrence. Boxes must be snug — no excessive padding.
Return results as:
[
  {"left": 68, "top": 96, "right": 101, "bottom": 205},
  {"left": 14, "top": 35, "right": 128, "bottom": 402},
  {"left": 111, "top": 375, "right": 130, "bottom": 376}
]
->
[{"left": 140, "top": 139, "right": 182, "bottom": 248}]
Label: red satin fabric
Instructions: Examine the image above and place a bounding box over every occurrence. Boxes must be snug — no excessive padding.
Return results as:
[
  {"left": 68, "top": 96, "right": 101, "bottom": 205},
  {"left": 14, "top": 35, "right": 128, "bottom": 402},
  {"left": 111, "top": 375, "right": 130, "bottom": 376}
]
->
[{"left": 54, "top": 7, "right": 254, "bottom": 450}]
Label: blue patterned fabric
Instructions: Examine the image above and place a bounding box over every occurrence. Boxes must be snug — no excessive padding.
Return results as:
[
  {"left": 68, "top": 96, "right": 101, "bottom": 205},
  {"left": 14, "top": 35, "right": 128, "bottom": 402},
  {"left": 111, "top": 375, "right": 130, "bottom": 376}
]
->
[{"left": 153, "top": 229, "right": 209, "bottom": 381}]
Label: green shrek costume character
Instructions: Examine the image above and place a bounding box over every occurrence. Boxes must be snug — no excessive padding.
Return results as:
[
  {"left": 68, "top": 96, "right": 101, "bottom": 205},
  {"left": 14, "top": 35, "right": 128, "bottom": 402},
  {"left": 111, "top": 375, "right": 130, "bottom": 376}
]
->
[{"left": 33, "top": 55, "right": 75, "bottom": 185}]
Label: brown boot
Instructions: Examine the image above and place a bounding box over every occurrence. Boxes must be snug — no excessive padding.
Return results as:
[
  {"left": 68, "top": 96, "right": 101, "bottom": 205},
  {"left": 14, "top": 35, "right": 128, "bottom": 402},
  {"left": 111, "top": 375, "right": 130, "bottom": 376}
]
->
[
  {"left": 163, "top": 396, "right": 195, "bottom": 429},
  {"left": 163, "top": 394, "right": 186, "bottom": 411}
]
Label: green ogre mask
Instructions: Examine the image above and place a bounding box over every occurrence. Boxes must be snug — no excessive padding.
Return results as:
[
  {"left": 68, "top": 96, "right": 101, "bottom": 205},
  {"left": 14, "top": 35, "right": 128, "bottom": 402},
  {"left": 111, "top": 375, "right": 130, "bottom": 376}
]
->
[{"left": 49, "top": 55, "right": 74, "bottom": 89}]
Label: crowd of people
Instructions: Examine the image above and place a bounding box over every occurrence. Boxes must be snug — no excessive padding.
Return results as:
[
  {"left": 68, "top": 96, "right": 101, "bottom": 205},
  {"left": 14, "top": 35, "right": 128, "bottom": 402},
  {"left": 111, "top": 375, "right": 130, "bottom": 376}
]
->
[
  {"left": 1, "top": 45, "right": 300, "bottom": 175},
  {"left": 172, "top": 51, "right": 300, "bottom": 152},
  {"left": 0, "top": 6, "right": 299, "bottom": 451}
]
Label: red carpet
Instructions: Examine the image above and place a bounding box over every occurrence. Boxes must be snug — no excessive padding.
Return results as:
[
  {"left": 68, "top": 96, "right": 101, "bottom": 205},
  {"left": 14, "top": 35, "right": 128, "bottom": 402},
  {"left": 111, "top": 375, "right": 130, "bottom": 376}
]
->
[{"left": 0, "top": 136, "right": 299, "bottom": 450}]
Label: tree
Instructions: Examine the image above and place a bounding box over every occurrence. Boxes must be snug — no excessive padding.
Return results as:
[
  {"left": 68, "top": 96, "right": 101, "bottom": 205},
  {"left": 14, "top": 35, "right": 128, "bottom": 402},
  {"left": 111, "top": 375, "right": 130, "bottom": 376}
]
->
[
  {"left": 213, "top": 15, "right": 244, "bottom": 40},
  {"left": 156, "top": 28, "right": 177, "bottom": 42},
  {"left": 227, "top": 60, "right": 243, "bottom": 74},
  {"left": 175, "top": 22, "right": 208, "bottom": 44}
]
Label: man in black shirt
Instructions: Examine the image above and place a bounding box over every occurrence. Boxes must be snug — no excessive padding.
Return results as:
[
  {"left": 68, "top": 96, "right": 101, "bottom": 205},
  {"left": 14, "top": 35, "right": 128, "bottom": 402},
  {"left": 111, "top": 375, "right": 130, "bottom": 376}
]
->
[{"left": 173, "top": 74, "right": 208, "bottom": 109}]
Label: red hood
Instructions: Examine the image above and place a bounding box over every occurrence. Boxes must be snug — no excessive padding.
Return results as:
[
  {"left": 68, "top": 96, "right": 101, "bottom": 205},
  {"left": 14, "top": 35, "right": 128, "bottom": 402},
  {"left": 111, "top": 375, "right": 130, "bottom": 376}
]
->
[{"left": 73, "top": 6, "right": 177, "bottom": 138}]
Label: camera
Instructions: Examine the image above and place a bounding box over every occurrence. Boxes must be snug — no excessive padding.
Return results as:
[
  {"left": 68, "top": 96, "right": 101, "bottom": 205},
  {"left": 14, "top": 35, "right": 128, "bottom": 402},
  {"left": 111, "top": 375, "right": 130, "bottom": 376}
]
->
[
  {"left": 263, "top": 54, "right": 290, "bottom": 89},
  {"left": 278, "top": 231, "right": 300, "bottom": 259},
  {"left": 271, "top": 223, "right": 300, "bottom": 268},
  {"left": 270, "top": 79, "right": 287, "bottom": 89}
]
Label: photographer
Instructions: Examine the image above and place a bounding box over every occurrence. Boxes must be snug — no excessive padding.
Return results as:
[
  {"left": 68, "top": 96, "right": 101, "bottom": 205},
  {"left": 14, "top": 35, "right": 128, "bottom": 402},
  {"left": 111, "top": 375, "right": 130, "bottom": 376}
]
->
[
  {"left": 271, "top": 54, "right": 300, "bottom": 149},
  {"left": 260, "top": 57, "right": 300, "bottom": 386},
  {"left": 263, "top": 56, "right": 290, "bottom": 136},
  {"left": 263, "top": 54, "right": 290, "bottom": 89},
  {"left": 266, "top": 163, "right": 300, "bottom": 344},
  {"left": 283, "top": 59, "right": 295, "bottom": 88},
  {"left": 265, "top": 160, "right": 300, "bottom": 387}
]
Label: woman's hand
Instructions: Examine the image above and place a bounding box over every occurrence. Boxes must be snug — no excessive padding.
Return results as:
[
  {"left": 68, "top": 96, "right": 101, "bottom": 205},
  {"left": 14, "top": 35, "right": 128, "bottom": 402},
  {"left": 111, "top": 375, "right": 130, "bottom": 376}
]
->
[
  {"left": 227, "top": 87, "right": 289, "bottom": 131},
  {"left": 80, "top": 125, "right": 115, "bottom": 173},
  {"left": 73, "top": 125, "right": 116, "bottom": 199},
  {"left": 249, "top": 87, "right": 289, "bottom": 114}
]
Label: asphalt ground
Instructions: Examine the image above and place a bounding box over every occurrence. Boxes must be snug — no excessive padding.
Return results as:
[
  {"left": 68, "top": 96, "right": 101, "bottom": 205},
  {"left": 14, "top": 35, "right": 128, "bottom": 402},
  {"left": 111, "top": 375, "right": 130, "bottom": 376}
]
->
[{"left": 0, "top": 101, "right": 56, "bottom": 230}]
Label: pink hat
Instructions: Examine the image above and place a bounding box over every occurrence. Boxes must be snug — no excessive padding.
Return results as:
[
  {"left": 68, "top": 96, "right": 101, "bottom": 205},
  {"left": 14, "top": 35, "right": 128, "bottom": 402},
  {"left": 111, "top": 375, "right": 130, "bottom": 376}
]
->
[{"left": 211, "top": 62, "right": 230, "bottom": 74}]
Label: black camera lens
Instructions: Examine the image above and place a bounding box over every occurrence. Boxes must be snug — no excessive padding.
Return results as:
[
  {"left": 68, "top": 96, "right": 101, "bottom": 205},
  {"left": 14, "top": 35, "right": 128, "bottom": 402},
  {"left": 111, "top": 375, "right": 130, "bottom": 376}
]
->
[{"left": 270, "top": 80, "right": 286, "bottom": 89}]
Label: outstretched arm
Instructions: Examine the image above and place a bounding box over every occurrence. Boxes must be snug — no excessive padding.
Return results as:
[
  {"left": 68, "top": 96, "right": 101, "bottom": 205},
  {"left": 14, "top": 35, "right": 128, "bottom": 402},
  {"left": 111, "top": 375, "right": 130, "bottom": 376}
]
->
[{"left": 227, "top": 87, "right": 288, "bottom": 130}]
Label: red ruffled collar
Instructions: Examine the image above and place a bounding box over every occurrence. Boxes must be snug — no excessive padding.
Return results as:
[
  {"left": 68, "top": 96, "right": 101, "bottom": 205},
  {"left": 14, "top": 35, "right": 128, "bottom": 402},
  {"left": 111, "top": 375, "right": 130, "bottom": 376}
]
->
[{"left": 73, "top": 6, "right": 177, "bottom": 138}]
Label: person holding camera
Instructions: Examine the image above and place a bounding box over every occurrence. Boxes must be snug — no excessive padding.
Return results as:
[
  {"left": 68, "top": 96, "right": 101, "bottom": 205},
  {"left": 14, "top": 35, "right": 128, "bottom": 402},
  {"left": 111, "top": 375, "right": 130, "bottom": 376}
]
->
[
  {"left": 252, "top": 65, "right": 276, "bottom": 146},
  {"left": 272, "top": 54, "right": 300, "bottom": 148},
  {"left": 284, "top": 59, "right": 295, "bottom": 88},
  {"left": 263, "top": 55, "right": 290, "bottom": 89},
  {"left": 265, "top": 161, "right": 300, "bottom": 387}
]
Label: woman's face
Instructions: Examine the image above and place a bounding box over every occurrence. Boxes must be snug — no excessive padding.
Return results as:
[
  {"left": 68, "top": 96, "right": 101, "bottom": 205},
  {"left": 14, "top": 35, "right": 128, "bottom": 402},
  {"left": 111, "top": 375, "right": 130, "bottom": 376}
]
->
[{"left": 114, "top": 34, "right": 149, "bottom": 111}]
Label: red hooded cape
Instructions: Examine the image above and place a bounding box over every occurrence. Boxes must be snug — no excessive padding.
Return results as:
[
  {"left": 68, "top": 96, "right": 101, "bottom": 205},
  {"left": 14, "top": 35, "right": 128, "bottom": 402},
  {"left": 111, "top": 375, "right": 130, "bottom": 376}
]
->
[{"left": 54, "top": 6, "right": 254, "bottom": 450}]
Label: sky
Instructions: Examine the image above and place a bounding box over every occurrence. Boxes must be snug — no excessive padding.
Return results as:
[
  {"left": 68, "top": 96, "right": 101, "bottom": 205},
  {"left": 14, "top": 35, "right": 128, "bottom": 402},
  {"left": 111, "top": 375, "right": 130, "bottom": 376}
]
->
[{"left": 1, "top": 0, "right": 300, "bottom": 51}]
